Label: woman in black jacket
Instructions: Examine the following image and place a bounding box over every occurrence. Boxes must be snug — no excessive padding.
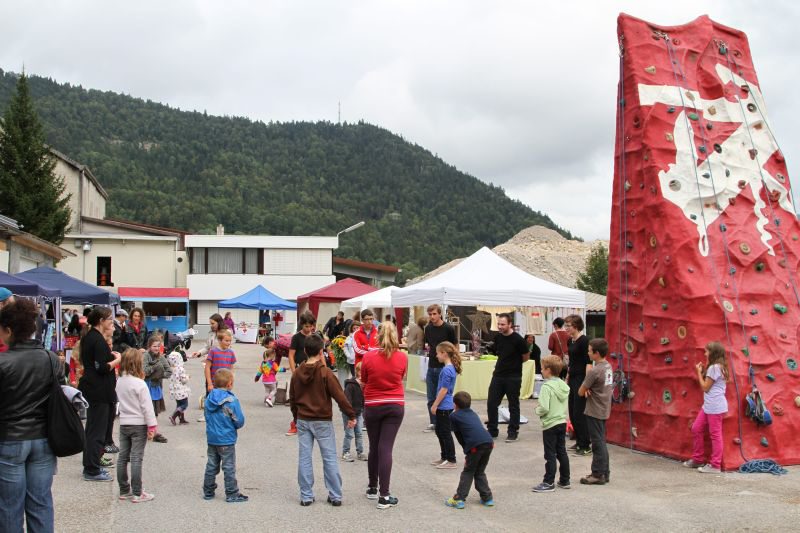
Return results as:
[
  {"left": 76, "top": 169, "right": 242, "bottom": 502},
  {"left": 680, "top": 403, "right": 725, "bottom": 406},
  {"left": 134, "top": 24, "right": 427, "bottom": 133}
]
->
[
  {"left": 78, "top": 307, "right": 122, "bottom": 482},
  {"left": 124, "top": 307, "right": 148, "bottom": 350},
  {"left": 0, "top": 298, "right": 64, "bottom": 532}
]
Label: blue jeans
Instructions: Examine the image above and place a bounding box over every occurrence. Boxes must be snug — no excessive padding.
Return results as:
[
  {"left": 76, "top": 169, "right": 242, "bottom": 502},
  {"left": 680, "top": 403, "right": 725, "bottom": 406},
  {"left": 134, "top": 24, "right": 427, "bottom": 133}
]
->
[
  {"left": 203, "top": 444, "right": 239, "bottom": 497},
  {"left": 0, "top": 438, "right": 56, "bottom": 533},
  {"left": 297, "top": 419, "right": 342, "bottom": 502},
  {"left": 341, "top": 412, "right": 364, "bottom": 454},
  {"left": 425, "top": 367, "right": 442, "bottom": 425}
]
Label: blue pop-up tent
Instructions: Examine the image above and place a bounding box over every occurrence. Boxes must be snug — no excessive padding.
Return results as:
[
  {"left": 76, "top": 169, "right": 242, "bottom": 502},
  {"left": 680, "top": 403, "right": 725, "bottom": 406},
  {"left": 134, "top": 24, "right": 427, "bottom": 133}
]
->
[
  {"left": 0, "top": 270, "right": 61, "bottom": 297},
  {"left": 17, "top": 266, "right": 120, "bottom": 305},
  {"left": 219, "top": 285, "right": 296, "bottom": 310}
]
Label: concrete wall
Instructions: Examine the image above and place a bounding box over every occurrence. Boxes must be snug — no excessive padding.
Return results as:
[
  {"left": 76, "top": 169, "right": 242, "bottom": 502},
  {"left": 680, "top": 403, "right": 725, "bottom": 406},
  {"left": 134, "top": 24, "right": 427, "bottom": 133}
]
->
[
  {"left": 56, "top": 159, "right": 106, "bottom": 233},
  {"left": 0, "top": 238, "right": 57, "bottom": 274},
  {"left": 59, "top": 238, "right": 180, "bottom": 289}
]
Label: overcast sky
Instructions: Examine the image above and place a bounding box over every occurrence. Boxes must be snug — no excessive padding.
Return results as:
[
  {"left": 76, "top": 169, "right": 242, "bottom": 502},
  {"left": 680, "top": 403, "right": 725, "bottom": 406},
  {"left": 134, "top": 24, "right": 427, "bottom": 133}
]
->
[{"left": 2, "top": 1, "right": 797, "bottom": 241}]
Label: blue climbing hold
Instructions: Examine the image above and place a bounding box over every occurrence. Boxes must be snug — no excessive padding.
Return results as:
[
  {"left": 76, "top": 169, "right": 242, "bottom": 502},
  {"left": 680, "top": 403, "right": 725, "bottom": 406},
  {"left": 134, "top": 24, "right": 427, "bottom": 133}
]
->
[
  {"left": 750, "top": 335, "right": 758, "bottom": 343},
  {"left": 760, "top": 436, "right": 769, "bottom": 448},
  {"left": 729, "top": 267, "right": 736, "bottom": 275},
  {"left": 766, "top": 373, "right": 775, "bottom": 382}
]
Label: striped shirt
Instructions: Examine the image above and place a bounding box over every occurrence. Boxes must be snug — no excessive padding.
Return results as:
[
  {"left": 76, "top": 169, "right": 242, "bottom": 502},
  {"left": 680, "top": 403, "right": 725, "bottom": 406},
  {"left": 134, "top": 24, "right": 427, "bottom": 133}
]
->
[
  {"left": 361, "top": 349, "right": 407, "bottom": 406},
  {"left": 208, "top": 348, "right": 237, "bottom": 378}
]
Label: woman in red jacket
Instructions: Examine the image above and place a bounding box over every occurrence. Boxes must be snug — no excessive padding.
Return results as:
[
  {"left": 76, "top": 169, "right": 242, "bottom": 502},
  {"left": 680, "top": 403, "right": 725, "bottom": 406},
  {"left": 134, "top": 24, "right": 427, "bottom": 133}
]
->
[{"left": 361, "top": 321, "right": 407, "bottom": 510}]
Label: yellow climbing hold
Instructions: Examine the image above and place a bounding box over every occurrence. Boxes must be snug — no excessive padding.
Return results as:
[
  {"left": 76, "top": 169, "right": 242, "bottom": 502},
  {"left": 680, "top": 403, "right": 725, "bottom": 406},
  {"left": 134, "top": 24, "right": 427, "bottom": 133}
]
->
[{"left": 644, "top": 65, "right": 656, "bottom": 74}]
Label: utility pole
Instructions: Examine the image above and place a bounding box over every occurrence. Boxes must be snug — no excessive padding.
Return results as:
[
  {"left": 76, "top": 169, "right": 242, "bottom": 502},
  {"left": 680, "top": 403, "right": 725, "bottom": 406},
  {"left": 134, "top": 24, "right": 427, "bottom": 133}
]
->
[{"left": 338, "top": 101, "right": 341, "bottom": 124}]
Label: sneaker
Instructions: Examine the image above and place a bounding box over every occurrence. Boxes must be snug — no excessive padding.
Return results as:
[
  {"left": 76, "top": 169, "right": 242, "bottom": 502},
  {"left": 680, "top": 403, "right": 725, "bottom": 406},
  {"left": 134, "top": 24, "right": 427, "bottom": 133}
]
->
[
  {"left": 104, "top": 444, "right": 120, "bottom": 454},
  {"left": 341, "top": 452, "right": 354, "bottom": 462},
  {"left": 266, "top": 398, "right": 273, "bottom": 407},
  {"left": 682, "top": 459, "right": 703, "bottom": 468},
  {"left": 532, "top": 482, "right": 555, "bottom": 493},
  {"left": 327, "top": 496, "right": 342, "bottom": 507},
  {"left": 300, "top": 499, "right": 314, "bottom": 506},
  {"left": 119, "top": 492, "right": 134, "bottom": 501},
  {"left": 365, "top": 486, "right": 378, "bottom": 500},
  {"left": 153, "top": 434, "right": 168, "bottom": 443},
  {"left": 203, "top": 493, "right": 214, "bottom": 500},
  {"left": 226, "top": 493, "right": 249, "bottom": 503},
  {"left": 286, "top": 423, "right": 297, "bottom": 436},
  {"left": 84, "top": 472, "right": 113, "bottom": 482},
  {"left": 505, "top": 434, "right": 518, "bottom": 443},
  {"left": 445, "top": 497, "right": 465, "bottom": 509},
  {"left": 423, "top": 424, "right": 435, "bottom": 433},
  {"left": 580, "top": 474, "right": 606, "bottom": 485},
  {"left": 568, "top": 443, "right": 579, "bottom": 451},
  {"left": 480, "top": 499, "right": 495, "bottom": 507},
  {"left": 197, "top": 415, "right": 205, "bottom": 423},
  {"left": 436, "top": 461, "right": 458, "bottom": 470},
  {"left": 430, "top": 458, "right": 445, "bottom": 465},
  {"left": 698, "top": 464, "right": 721, "bottom": 474},
  {"left": 557, "top": 481, "right": 571, "bottom": 489},
  {"left": 357, "top": 453, "right": 368, "bottom": 461},
  {"left": 169, "top": 415, "right": 177, "bottom": 426},
  {"left": 179, "top": 419, "right": 190, "bottom": 425},
  {"left": 132, "top": 491, "right": 155, "bottom": 503},
  {"left": 573, "top": 448, "right": 592, "bottom": 457},
  {"left": 100, "top": 456, "right": 115, "bottom": 468},
  {"left": 377, "top": 495, "right": 398, "bottom": 509}
]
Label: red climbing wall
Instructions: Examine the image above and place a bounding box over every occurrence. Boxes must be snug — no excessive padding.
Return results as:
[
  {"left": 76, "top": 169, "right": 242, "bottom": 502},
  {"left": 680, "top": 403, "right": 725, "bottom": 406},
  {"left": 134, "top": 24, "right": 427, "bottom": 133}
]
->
[{"left": 606, "top": 14, "right": 800, "bottom": 469}]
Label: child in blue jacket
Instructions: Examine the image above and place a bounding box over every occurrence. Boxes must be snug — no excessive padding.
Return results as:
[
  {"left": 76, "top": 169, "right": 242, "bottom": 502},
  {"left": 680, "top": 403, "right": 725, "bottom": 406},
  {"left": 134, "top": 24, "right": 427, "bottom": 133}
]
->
[
  {"left": 445, "top": 391, "right": 494, "bottom": 509},
  {"left": 203, "top": 368, "right": 248, "bottom": 503}
]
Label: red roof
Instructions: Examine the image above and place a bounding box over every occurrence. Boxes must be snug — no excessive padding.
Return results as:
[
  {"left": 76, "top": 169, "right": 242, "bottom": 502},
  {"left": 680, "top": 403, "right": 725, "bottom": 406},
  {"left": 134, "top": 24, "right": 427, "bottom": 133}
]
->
[
  {"left": 118, "top": 287, "right": 189, "bottom": 299},
  {"left": 297, "top": 278, "right": 376, "bottom": 301}
]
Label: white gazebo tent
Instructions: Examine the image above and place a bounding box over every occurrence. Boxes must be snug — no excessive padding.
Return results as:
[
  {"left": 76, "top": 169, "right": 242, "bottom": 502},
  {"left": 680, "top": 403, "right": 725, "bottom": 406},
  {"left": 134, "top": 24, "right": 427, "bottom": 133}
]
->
[
  {"left": 340, "top": 286, "right": 397, "bottom": 310},
  {"left": 391, "top": 247, "right": 586, "bottom": 309}
]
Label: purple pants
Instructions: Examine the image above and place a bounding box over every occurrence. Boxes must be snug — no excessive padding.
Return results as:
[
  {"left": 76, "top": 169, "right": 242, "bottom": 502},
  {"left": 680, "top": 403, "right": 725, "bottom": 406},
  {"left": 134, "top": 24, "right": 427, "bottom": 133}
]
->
[
  {"left": 691, "top": 410, "right": 724, "bottom": 469},
  {"left": 364, "top": 404, "right": 404, "bottom": 497}
]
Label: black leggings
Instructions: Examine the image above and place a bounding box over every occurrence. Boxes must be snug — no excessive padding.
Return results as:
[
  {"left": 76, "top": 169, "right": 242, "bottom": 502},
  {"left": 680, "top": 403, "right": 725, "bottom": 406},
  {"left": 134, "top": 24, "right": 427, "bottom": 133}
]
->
[
  {"left": 83, "top": 402, "right": 112, "bottom": 475},
  {"left": 364, "top": 404, "right": 404, "bottom": 497}
]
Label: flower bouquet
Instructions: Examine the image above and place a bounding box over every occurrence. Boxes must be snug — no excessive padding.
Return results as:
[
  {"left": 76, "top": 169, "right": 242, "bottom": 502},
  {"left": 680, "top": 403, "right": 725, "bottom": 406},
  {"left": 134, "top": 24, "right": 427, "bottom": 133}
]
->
[{"left": 330, "top": 335, "right": 349, "bottom": 370}]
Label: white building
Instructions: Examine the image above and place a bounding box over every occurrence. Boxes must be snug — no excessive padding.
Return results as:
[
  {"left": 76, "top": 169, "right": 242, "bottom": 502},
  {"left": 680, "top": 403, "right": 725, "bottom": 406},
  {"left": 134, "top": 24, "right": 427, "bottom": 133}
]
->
[{"left": 186, "top": 232, "right": 338, "bottom": 332}]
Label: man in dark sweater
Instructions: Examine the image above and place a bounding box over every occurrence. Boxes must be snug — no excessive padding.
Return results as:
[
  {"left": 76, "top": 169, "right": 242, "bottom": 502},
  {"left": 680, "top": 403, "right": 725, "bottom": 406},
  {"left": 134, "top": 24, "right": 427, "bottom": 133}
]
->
[
  {"left": 423, "top": 304, "right": 457, "bottom": 431},
  {"left": 446, "top": 391, "right": 494, "bottom": 509},
  {"left": 486, "top": 313, "right": 529, "bottom": 442}
]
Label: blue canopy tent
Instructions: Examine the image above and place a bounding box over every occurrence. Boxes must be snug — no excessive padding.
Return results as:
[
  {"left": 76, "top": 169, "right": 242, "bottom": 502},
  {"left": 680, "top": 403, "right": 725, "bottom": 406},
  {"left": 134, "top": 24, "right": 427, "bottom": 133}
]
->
[
  {"left": 17, "top": 266, "right": 120, "bottom": 305},
  {"left": 219, "top": 285, "right": 297, "bottom": 310},
  {"left": 0, "top": 270, "right": 61, "bottom": 297}
]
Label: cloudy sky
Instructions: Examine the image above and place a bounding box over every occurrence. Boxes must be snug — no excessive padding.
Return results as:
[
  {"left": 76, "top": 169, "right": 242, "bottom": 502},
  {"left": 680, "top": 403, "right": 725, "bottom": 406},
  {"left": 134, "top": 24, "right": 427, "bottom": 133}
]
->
[{"left": 1, "top": 1, "right": 797, "bottom": 241}]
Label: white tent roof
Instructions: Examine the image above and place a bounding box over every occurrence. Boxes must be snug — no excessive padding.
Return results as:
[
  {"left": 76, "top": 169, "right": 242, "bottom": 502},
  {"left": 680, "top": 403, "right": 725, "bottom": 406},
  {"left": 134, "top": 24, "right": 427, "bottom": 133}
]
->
[
  {"left": 391, "top": 247, "right": 586, "bottom": 308},
  {"left": 340, "top": 286, "right": 396, "bottom": 310}
]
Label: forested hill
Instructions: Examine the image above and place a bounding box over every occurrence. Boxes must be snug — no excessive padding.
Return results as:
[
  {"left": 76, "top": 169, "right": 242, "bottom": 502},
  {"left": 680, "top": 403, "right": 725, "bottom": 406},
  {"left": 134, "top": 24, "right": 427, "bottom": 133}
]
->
[{"left": 0, "top": 68, "right": 574, "bottom": 282}]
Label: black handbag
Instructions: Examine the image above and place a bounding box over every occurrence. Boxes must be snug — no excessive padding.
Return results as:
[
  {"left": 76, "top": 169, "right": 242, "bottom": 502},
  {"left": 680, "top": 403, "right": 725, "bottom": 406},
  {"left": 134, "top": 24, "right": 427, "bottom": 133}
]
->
[{"left": 45, "top": 352, "right": 86, "bottom": 457}]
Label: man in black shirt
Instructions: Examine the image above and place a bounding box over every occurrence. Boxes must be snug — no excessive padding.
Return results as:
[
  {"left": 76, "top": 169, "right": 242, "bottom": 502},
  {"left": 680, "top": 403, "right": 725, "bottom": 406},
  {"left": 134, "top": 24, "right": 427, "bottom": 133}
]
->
[
  {"left": 322, "top": 311, "right": 345, "bottom": 341},
  {"left": 423, "top": 304, "right": 456, "bottom": 431},
  {"left": 486, "top": 313, "right": 529, "bottom": 442}
]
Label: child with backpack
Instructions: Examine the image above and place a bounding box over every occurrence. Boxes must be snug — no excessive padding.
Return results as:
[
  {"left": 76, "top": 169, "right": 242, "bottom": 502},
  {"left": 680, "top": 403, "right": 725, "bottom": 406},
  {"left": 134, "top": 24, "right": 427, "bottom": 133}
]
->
[
  {"left": 116, "top": 349, "right": 157, "bottom": 503},
  {"left": 683, "top": 341, "right": 729, "bottom": 474},
  {"left": 167, "top": 351, "right": 191, "bottom": 425}
]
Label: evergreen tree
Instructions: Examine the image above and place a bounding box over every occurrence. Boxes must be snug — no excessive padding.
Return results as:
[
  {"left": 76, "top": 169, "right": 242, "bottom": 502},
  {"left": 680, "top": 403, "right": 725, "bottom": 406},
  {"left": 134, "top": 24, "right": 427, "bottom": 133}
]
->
[
  {"left": 0, "top": 72, "right": 71, "bottom": 244},
  {"left": 576, "top": 243, "right": 608, "bottom": 295}
]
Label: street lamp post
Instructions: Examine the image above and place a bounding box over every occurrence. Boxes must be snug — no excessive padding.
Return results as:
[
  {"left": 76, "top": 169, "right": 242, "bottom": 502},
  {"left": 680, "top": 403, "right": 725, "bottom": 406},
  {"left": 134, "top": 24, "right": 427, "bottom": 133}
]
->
[{"left": 336, "top": 221, "right": 365, "bottom": 237}]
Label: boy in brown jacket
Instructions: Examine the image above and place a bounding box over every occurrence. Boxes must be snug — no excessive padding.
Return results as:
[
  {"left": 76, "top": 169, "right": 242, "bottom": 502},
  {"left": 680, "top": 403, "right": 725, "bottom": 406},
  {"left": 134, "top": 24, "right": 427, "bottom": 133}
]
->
[{"left": 290, "top": 334, "right": 356, "bottom": 507}]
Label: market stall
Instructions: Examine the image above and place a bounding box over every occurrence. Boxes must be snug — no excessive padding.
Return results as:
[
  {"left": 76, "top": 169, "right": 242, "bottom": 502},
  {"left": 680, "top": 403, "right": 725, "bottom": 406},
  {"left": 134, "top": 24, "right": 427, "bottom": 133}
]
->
[
  {"left": 118, "top": 287, "right": 190, "bottom": 333},
  {"left": 219, "top": 285, "right": 297, "bottom": 343},
  {"left": 297, "top": 278, "right": 377, "bottom": 329},
  {"left": 340, "top": 285, "right": 404, "bottom": 330},
  {"left": 0, "top": 270, "right": 63, "bottom": 352}
]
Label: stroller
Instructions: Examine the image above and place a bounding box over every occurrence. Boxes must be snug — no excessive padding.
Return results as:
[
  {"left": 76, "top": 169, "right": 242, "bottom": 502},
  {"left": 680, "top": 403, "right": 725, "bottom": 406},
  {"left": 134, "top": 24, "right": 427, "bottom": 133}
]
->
[{"left": 160, "top": 328, "right": 196, "bottom": 361}]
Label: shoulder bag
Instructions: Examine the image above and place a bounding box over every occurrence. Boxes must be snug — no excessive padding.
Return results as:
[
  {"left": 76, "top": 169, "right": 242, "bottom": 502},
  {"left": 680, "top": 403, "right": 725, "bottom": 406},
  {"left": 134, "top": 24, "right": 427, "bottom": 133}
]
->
[{"left": 46, "top": 351, "right": 86, "bottom": 457}]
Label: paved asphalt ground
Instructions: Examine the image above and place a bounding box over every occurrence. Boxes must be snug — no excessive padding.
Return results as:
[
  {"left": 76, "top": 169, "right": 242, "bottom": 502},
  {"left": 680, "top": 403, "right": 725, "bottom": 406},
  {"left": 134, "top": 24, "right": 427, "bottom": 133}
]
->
[{"left": 52, "top": 342, "right": 799, "bottom": 532}]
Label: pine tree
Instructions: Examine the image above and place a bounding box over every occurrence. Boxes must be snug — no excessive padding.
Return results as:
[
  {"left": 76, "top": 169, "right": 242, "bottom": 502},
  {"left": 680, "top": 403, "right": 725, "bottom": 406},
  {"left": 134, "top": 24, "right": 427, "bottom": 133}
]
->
[
  {"left": 0, "top": 72, "right": 71, "bottom": 244},
  {"left": 576, "top": 243, "right": 608, "bottom": 295}
]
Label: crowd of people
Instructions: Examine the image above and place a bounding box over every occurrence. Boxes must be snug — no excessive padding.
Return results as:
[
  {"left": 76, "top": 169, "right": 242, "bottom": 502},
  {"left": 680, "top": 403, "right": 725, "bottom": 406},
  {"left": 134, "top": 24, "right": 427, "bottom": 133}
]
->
[{"left": 0, "top": 286, "right": 731, "bottom": 530}]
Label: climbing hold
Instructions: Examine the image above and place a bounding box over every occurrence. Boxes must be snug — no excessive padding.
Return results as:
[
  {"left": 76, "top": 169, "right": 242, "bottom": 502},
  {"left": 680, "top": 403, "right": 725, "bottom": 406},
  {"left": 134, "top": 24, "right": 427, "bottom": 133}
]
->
[
  {"left": 774, "top": 303, "right": 788, "bottom": 314},
  {"left": 780, "top": 332, "right": 788, "bottom": 339},
  {"left": 672, "top": 38, "right": 680, "bottom": 45},
  {"left": 646, "top": 400, "right": 651, "bottom": 406},
  {"left": 702, "top": 172, "right": 710, "bottom": 179},
  {"left": 669, "top": 179, "right": 681, "bottom": 191},
  {"left": 644, "top": 65, "right": 656, "bottom": 74},
  {"left": 677, "top": 326, "right": 687, "bottom": 339},
  {"left": 682, "top": 356, "right": 689, "bottom": 363},
  {"left": 624, "top": 180, "right": 631, "bottom": 191},
  {"left": 742, "top": 347, "right": 750, "bottom": 357},
  {"left": 633, "top": 116, "right": 641, "bottom": 128},
  {"left": 638, "top": 322, "right": 644, "bottom": 332},
  {"left": 733, "top": 437, "right": 741, "bottom": 445},
  {"left": 795, "top": 396, "right": 800, "bottom": 408},
  {"left": 631, "top": 426, "right": 638, "bottom": 438},
  {"left": 706, "top": 123, "right": 713, "bottom": 130},
  {"left": 778, "top": 258, "right": 787, "bottom": 268},
  {"left": 718, "top": 44, "right": 727, "bottom": 55},
  {"left": 685, "top": 91, "right": 695, "bottom": 101},
  {"left": 690, "top": 214, "right": 697, "bottom": 220},
  {"left": 699, "top": 145, "right": 707, "bottom": 154},
  {"left": 652, "top": 322, "right": 658, "bottom": 329},
  {"left": 737, "top": 180, "right": 747, "bottom": 189},
  {"left": 649, "top": 235, "right": 657, "bottom": 248},
  {"left": 625, "top": 340, "right": 634, "bottom": 353},
  {"left": 729, "top": 267, "right": 736, "bottom": 275},
  {"left": 755, "top": 262, "right": 765, "bottom": 272},
  {"left": 687, "top": 112, "right": 699, "bottom": 121},
  {"left": 681, "top": 390, "right": 687, "bottom": 397},
  {"left": 750, "top": 335, "right": 758, "bottom": 343},
  {"left": 663, "top": 390, "right": 672, "bottom": 403},
  {"left": 723, "top": 301, "right": 734, "bottom": 312},
  {"left": 775, "top": 217, "right": 782, "bottom": 226},
  {"left": 688, "top": 267, "right": 694, "bottom": 273},
  {"left": 660, "top": 337, "right": 670, "bottom": 345},
  {"left": 793, "top": 234, "right": 799, "bottom": 241},
  {"left": 708, "top": 105, "right": 717, "bottom": 115},
  {"left": 739, "top": 242, "right": 751, "bottom": 254},
  {"left": 749, "top": 148, "right": 758, "bottom": 160},
  {"left": 777, "top": 173, "right": 786, "bottom": 183},
  {"left": 713, "top": 143, "right": 722, "bottom": 153},
  {"left": 766, "top": 373, "right": 776, "bottom": 382},
  {"left": 761, "top": 437, "right": 769, "bottom": 448},
  {"left": 626, "top": 241, "right": 634, "bottom": 249},
  {"left": 661, "top": 303, "right": 668, "bottom": 311},
  {"left": 773, "top": 403, "right": 784, "bottom": 416},
  {"left": 665, "top": 132, "right": 674, "bottom": 142},
  {"left": 667, "top": 106, "right": 675, "bottom": 113},
  {"left": 725, "top": 168, "right": 730, "bottom": 177},
  {"left": 720, "top": 223, "right": 727, "bottom": 232},
  {"left": 611, "top": 302, "right": 619, "bottom": 310},
  {"left": 658, "top": 277, "right": 666, "bottom": 288},
  {"left": 665, "top": 356, "right": 672, "bottom": 364},
  {"left": 747, "top": 102, "right": 757, "bottom": 112},
  {"left": 750, "top": 309, "right": 758, "bottom": 315},
  {"left": 787, "top": 358, "right": 797, "bottom": 371},
  {"left": 728, "top": 197, "right": 736, "bottom": 206}
]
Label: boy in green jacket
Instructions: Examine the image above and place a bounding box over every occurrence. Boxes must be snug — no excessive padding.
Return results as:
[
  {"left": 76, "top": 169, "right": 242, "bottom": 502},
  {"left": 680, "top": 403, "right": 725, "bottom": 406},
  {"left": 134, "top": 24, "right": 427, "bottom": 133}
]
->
[{"left": 532, "top": 355, "right": 571, "bottom": 492}]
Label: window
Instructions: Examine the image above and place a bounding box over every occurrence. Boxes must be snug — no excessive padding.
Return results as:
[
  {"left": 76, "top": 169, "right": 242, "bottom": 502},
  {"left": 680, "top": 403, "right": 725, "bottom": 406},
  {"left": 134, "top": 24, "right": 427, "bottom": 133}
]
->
[
  {"left": 208, "top": 248, "right": 243, "bottom": 274},
  {"left": 191, "top": 248, "right": 206, "bottom": 274},
  {"left": 97, "top": 257, "right": 113, "bottom": 286},
  {"left": 245, "top": 248, "right": 259, "bottom": 274}
]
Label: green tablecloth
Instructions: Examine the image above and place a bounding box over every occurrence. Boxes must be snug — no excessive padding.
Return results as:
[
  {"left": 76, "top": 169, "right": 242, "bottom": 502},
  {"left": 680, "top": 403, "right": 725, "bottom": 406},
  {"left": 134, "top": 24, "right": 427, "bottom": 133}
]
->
[{"left": 405, "top": 354, "right": 536, "bottom": 401}]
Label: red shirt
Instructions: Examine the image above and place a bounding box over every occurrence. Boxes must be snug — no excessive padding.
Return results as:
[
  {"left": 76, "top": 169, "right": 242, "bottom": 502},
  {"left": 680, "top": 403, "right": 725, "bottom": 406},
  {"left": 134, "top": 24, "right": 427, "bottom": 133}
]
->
[
  {"left": 353, "top": 326, "right": 379, "bottom": 366},
  {"left": 548, "top": 330, "right": 570, "bottom": 357},
  {"left": 361, "top": 349, "right": 407, "bottom": 407}
]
